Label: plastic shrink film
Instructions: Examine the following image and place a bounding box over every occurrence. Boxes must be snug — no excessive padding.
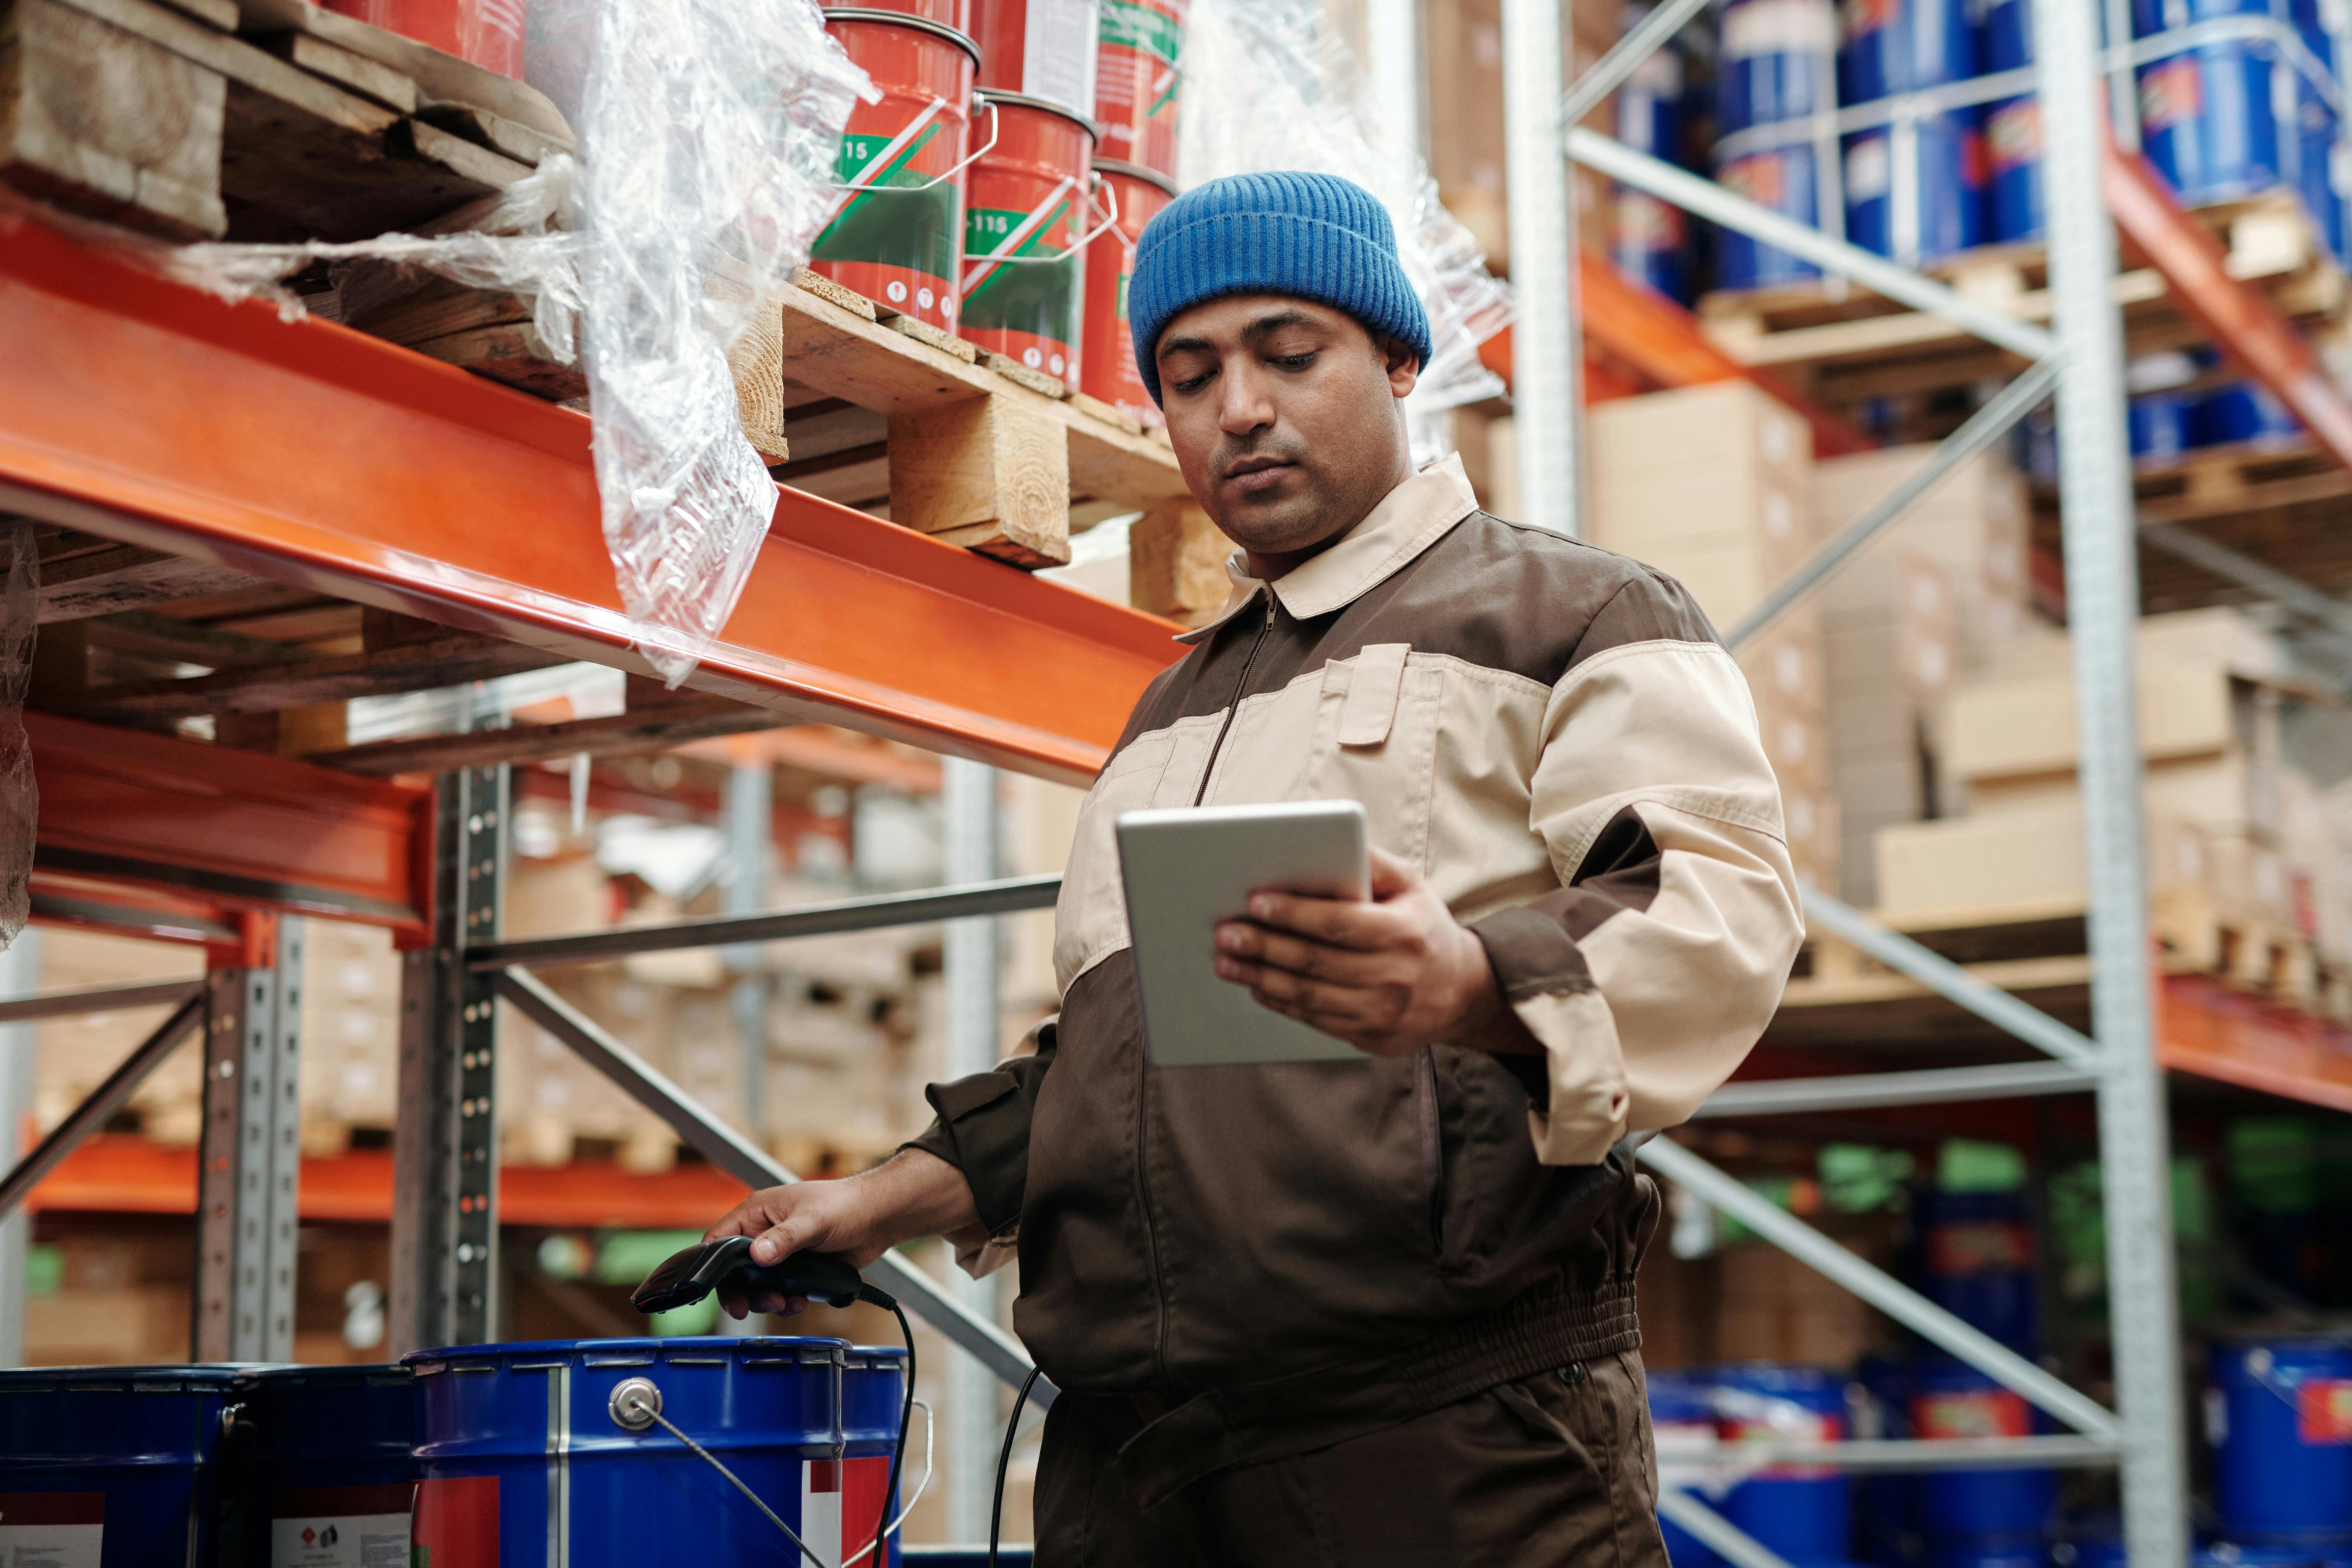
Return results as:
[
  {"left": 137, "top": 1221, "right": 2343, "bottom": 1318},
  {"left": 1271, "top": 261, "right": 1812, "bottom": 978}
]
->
[
  {"left": 1179, "top": 0, "right": 1513, "bottom": 440},
  {"left": 125, "top": 0, "right": 873, "bottom": 685},
  {"left": 0, "top": 525, "right": 32, "bottom": 952}
]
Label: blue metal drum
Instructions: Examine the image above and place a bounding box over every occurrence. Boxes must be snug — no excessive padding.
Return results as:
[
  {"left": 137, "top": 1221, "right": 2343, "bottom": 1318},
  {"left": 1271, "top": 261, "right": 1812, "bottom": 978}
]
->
[
  {"left": 1840, "top": 0, "right": 1977, "bottom": 100},
  {"left": 0, "top": 1365, "right": 242, "bottom": 1567},
  {"left": 226, "top": 1365, "right": 419, "bottom": 1568},
  {"left": 1650, "top": 1369, "right": 1728, "bottom": 1568},
  {"left": 1983, "top": 0, "right": 2034, "bottom": 71},
  {"left": 1987, "top": 95, "right": 2045, "bottom": 241},
  {"left": 1842, "top": 110, "right": 1986, "bottom": 263},
  {"left": 1912, "top": 1189, "right": 2039, "bottom": 1353},
  {"left": 1908, "top": 1357, "right": 2056, "bottom": 1560},
  {"left": 1715, "top": 1363, "right": 1854, "bottom": 1565},
  {"left": 1614, "top": 40, "right": 1695, "bottom": 300},
  {"left": 2209, "top": 1335, "right": 2352, "bottom": 1546},
  {"left": 1714, "top": 0, "right": 1839, "bottom": 288},
  {"left": 2132, "top": 390, "right": 2200, "bottom": 461},
  {"left": 2293, "top": 5, "right": 2347, "bottom": 260},
  {"left": 2136, "top": 0, "right": 2290, "bottom": 207},
  {"left": 408, "top": 1336, "right": 900, "bottom": 1568},
  {"left": 2196, "top": 377, "right": 2304, "bottom": 444}
]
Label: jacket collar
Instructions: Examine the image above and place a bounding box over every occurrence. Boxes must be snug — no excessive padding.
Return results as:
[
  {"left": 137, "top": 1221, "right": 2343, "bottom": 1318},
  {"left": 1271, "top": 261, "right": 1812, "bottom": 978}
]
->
[{"left": 1172, "top": 454, "right": 1480, "bottom": 644}]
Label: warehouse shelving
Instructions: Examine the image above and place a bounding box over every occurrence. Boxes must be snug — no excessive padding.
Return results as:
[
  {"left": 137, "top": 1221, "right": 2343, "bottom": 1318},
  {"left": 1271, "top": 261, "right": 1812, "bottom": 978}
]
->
[{"left": 0, "top": 0, "right": 2348, "bottom": 1560}]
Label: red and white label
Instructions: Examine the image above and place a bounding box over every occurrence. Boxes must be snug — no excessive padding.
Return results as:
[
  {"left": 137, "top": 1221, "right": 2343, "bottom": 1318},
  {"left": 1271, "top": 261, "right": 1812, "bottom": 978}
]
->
[
  {"left": 801, "top": 1457, "right": 895, "bottom": 1568},
  {"left": 2301, "top": 1378, "right": 2352, "bottom": 1444},
  {"left": 1913, "top": 1387, "right": 2032, "bottom": 1441},
  {"left": 273, "top": 1484, "right": 414, "bottom": 1568},
  {"left": 1928, "top": 1220, "right": 2032, "bottom": 1276},
  {"left": 0, "top": 1492, "right": 103, "bottom": 1568}
]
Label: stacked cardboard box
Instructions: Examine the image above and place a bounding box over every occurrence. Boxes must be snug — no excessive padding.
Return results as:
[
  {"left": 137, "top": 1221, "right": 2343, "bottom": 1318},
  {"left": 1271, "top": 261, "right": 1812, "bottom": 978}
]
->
[
  {"left": 1875, "top": 610, "right": 2299, "bottom": 920},
  {"left": 1590, "top": 382, "right": 1836, "bottom": 887},
  {"left": 1809, "top": 445, "right": 2034, "bottom": 904}
]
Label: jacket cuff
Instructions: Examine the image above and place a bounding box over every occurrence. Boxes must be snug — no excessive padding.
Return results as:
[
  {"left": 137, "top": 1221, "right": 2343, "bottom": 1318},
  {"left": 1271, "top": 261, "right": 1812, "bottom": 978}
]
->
[
  {"left": 901, "top": 1068, "right": 1029, "bottom": 1236},
  {"left": 1470, "top": 908, "right": 1631, "bottom": 1166}
]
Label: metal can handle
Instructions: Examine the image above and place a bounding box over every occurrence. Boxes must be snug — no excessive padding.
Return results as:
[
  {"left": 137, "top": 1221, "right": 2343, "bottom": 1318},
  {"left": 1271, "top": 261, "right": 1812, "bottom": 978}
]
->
[
  {"left": 967, "top": 171, "right": 1123, "bottom": 270},
  {"left": 833, "top": 100, "right": 1000, "bottom": 195}
]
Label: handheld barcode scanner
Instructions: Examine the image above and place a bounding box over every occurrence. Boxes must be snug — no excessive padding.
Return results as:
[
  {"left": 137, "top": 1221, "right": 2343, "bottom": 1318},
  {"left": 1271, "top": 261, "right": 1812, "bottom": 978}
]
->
[{"left": 630, "top": 1235, "right": 884, "bottom": 1314}]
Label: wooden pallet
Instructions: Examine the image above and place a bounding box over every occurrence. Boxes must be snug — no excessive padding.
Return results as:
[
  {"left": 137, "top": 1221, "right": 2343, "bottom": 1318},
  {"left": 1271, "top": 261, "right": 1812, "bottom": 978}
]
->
[
  {"left": 1789, "top": 886, "right": 2339, "bottom": 1021},
  {"left": 0, "top": 0, "right": 563, "bottom": 242},
  {"left": 1697, "top": 192, "right": 2346, "bottom": 413},
  {"left": 735, "top": 266, "right": 1192, "bottom": 569}
]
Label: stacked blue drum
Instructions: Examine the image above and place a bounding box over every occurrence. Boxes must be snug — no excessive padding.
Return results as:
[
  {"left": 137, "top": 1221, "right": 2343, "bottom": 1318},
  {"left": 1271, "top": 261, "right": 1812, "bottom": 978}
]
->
[
  {"left": 407, "top": 1336, "right": 900, "bottom": 1568},
  {"left": 1613, "top": 12, "right": 1697, "bottom": 302},
  {"left": 1651, "top": 1369, "right": 1729, "bottom": 1568},
  {"left": 1908, "top": 1357, "right": 2056, "bottom": 1568},
  {"left": 1714, "top": 0, "right": 1839, "bottom": 288},
  {"left": 220, "top": 1364, "right": 420, "bottom": 1565},
  {"left": 1981, "top": 0, "right": 2044, "bottom": 241},
  {"left": 0, "top": 1365, "right": 242, "bottom": 1566},
  {"left": 1715, "top": 1363, "right": 1856, "bottom": 1568},
  {"left": 2208, "top": 1335, "right": 2352, "bottom": 1556},
  {"left": 1840, "top": 0, "right": 1985, "bottom": 264}
]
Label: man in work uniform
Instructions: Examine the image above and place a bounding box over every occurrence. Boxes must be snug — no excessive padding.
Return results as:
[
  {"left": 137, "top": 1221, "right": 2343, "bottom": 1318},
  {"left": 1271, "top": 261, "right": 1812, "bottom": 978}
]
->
[{"left": 707, "top": 171, "right": 1804, "bottom": 1563}]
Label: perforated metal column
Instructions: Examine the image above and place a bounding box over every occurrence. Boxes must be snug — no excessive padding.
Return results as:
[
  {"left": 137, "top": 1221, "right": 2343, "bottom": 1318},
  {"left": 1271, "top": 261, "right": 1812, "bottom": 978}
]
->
[
  {"left": 390, "top": 766, "right": 507, "bottom": 1354},
  {"left": 192, "top": 918, "right": 304, "bottom": 1363}
]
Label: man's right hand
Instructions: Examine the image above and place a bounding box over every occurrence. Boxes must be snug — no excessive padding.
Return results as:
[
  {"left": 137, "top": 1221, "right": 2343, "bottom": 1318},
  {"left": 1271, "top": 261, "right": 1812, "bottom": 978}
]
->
[{"left": 703, "top": 1147, "right": 980, "bottom": 1318}]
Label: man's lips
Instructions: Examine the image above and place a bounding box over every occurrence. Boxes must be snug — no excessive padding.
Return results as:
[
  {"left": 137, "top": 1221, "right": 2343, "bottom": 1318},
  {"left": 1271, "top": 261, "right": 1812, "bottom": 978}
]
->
[{"left": 1223, "top": 458, "right": 1297, "bottom": 494}]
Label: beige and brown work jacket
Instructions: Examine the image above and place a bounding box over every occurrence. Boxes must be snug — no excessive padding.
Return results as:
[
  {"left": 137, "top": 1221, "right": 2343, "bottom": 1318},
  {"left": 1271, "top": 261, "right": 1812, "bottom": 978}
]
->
[{"left": 910, "top": 456, "right": 1802, "bottom": 1499}]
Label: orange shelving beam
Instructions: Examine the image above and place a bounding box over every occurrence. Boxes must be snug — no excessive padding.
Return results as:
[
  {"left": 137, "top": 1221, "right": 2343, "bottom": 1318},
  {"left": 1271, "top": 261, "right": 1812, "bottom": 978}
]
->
[{"left": 0, "top": 214, "right": 1178, "bottom": 789}]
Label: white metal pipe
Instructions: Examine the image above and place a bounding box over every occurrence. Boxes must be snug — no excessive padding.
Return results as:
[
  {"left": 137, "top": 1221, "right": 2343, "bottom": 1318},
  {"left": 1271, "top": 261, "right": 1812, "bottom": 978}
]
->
[
  {"left": 723, "top": 759, "right": 773, "bottom": 1145},
  {"left": 941, "top": 757, "right": 1002, "bottom": 1543},
  {"left": 2036, "top": 0, "right": 2192, "bottom": 1558},
  {"left": 1503, "top": 0, "right": 1582, "bottom": 536},
  {"left": 1562, "top": 0, "right": 1711, "bottom": 127},
  {"left": 0, "top": 931, "right": 39, "bottom": 1367},
  {"left": 1656, "top": 1489, "right": 1797, "bottom": 1568},
  {"left": 1693, "top": 1060, "right": 2097, "bottom": 1117},
  {"left": 1566, "top": 129, "right": 2057, "bottom": 360},
  {"left": 1638, "top": 1137, "right": 2122, "bottom": 1441}
]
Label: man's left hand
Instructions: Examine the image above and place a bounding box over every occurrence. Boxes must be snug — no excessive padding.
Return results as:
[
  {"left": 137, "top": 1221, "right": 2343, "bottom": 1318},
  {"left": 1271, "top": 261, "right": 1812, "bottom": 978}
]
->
[{"left": 1212, "top": 846, "right": 1534, "bottom": 1058}]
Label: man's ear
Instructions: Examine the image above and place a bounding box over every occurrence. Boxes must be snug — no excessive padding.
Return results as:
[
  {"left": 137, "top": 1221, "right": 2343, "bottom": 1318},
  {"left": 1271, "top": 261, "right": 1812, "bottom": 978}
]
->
[{"left": 1380, "top": 334, "right": 1422, "bottom": 400}]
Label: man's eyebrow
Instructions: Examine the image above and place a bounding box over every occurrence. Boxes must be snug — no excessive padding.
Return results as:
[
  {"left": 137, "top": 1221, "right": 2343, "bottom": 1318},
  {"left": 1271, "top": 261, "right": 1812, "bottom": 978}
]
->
[
  {"left": 1240, "top": 309, "right": 1317, "bottom": 342},
  {"left": 1156, "top": 333, "right": 1214, "bottom": 362}
]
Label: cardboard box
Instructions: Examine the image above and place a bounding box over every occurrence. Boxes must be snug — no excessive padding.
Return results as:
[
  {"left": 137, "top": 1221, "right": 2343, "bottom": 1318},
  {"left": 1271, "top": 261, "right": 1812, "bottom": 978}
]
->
[
  {"left": 1942, "top": 659, "right": 2242, "bottom": 785},
  {"left": 1875, "top": 799, "right": 2213, "bottom": 916},
  {"left": 26, "top": 1285, "right": 190, "bottom": 1366},
  {"left": 1809, "top": 443, "right": 2032, "bottom": 672}
]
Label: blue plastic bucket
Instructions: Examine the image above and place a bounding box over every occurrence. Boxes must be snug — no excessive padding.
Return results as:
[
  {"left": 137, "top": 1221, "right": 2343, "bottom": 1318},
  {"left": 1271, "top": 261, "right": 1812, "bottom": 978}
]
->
[
  {"left": 225, "top": 1364, "right": 419, "bottom": 1567},
  {"left": 1614, "top": 45, "right": 1694, "bottom": 301},
  {"left": 1651, "top": 1369, "right": 1728, "bottom": 1568},
  {"left": 1716, "top": 1363, "right": 1853, "bottom": 1564},
  {"left": 1987, "top": 95, "right": 2044, "bottom": 241},
  {"left": 1983, "top": 0, "right": 2033, "bottom": 71},
  {"left": 2196, "top": 379, "right": 2303, "bottom": 446},
  {"left": 1840, "top": 0, "right": 1977, "bottom": 99},
  {"left": 1913, "top": 1189, "right": 2039, "bottom": 1353},
  {"left": 2135, "top": 0, "right": 2289, "bottom": 207},
  {"left": 1714, "top": 0, "right": 1838, "bottom": 288},
  {"left": 0, "top": 1365, "right": 242, "bottom": 1567},
  {"left": 1853, "top": 1357, "right": 1921, "bottom": 1568},
  {"left": 1843, "top": 109, "right": 1985, "bottom": 263},
  {"left": 408, "top": 1336, "right": 898, "bottom": 1568},
  {"left": 2209, "top": 1335, "right": 2352, "bottom": 1544},
  {"left": 1908, "top": 1357, "right": 2055, "bottom": 1553},
  {"left": 2292, "top": 14, "right": 2346, "bottom": 261}
]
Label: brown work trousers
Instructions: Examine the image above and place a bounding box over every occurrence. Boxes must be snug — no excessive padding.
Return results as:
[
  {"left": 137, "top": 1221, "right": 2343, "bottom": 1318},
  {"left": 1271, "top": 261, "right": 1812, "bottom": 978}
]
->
[{"left": 1033, "top": 1350, "right": 1672, "bottom": 1568}]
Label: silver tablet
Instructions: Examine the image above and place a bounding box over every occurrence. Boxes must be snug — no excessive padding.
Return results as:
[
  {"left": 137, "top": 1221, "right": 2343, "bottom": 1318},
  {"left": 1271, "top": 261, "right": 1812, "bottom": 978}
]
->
[{"left": 1115, "top": 799, "right": 1372, "bottom": 1067}]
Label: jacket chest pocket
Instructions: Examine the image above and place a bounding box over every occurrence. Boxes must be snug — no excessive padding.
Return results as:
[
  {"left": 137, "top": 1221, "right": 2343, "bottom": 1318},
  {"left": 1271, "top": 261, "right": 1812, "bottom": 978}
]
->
[{"left": 1303, "top": 645, "right": 1441, "bottom": 870}]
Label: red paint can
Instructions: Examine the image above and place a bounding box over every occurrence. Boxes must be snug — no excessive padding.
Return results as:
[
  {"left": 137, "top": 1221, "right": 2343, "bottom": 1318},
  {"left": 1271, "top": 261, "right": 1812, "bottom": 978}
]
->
[
  {"left": 853, "top": 0, "right": 972, "bottom": 28},
  {"left": 322, "top": 0, "right": 524, "bottom": 77},
  {"left": 960, "top": 91, "right": 1099, "bottom": 384},
  {"left": 812, "top": 9, "right": 984, "bottom": 332},
  {"left": 974, "top": 0, "right": 1101, "bottom": 120},
  {"left": 1092, "top": 0, "right": 1185, "bottom": 178},
  {"left": 1081, "top": 157, "right": 1175, "bottom": 425}
]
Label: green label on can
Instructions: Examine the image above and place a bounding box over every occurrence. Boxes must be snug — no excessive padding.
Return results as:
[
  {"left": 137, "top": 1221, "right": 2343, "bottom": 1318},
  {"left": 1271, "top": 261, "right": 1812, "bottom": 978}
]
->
[
  {"left": 813, "top": 125, "right": 958, "bottom": 280},
  {"left": 961, "top": 202, "right": 1082, "bottom": 341},
  {"left": 1102, "top": 0, "right": 1183, "bottom": 65}
]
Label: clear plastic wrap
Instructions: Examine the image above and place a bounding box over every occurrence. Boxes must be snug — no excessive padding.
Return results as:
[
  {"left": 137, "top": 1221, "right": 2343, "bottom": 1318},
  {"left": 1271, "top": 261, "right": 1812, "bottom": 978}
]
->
[
  {"left": 0, "top": 524, "right": 34, "bottom": 951},
  {"left": 1178, "top": 0, "right": 1514, "bottom": 426},
  {"left": 79, "top": 0, "right": 871, "bottom": 686}
]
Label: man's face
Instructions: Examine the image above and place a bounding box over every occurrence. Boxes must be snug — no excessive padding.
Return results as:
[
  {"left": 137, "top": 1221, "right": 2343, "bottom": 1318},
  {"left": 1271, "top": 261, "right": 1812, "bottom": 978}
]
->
[{"left": 1153, "top": 295, "right": 1421, "bottom": 564}]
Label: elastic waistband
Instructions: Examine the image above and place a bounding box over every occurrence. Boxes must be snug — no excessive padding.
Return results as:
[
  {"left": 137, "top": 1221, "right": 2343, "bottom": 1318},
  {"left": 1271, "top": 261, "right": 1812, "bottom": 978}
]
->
[{"left": 1071, "top": 1275, "right": 1643, "bottom": 1512}]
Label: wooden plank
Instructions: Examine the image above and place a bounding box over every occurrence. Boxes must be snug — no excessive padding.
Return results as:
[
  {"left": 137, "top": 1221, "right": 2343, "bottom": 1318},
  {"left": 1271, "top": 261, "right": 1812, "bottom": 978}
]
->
[
  {"left": 68, "top": 632, "right": 568, "bottom": 719},
  {"left": 416, "top": 104, "right": 563, "bottom": 167},
  {"left": 310, "top": 699, "right": 784, "bottom": 775},
  {"left": 1128, "top": 498, "right": 1232, "bottom": 621},
  {"left": 37, "top": 542, "right": 263, "bottom": 622},
  {"left": 86, "top": 608, "right": 309, "bottom": 667},
  {"left": 404, "top": 320, "right": 587, "bottom": 402},
  {"left": 0, "top": 0, "right": 227, "bottom": 238},
  {"left": 52, "top": 0, "right": 393, "bottom": 133},
  {"left": 254, "top": 28, "right": 414, "bottom": 113},
  {"left": 888, "top": 396, "right": 1070, "bottom": 568}
]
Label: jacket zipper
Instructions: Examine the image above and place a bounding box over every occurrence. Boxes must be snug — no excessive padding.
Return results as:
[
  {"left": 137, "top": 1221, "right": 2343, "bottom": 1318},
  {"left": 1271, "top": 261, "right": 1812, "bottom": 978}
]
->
[{"left": 1139, "top": 589, "right": 1278, "bottom": 1385}]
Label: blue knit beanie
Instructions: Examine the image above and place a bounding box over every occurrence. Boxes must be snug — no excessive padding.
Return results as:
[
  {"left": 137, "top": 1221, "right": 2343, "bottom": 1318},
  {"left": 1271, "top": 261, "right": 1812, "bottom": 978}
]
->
[{"left": 1127, "top": 171, "right": 1433, "bottom": 406}]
